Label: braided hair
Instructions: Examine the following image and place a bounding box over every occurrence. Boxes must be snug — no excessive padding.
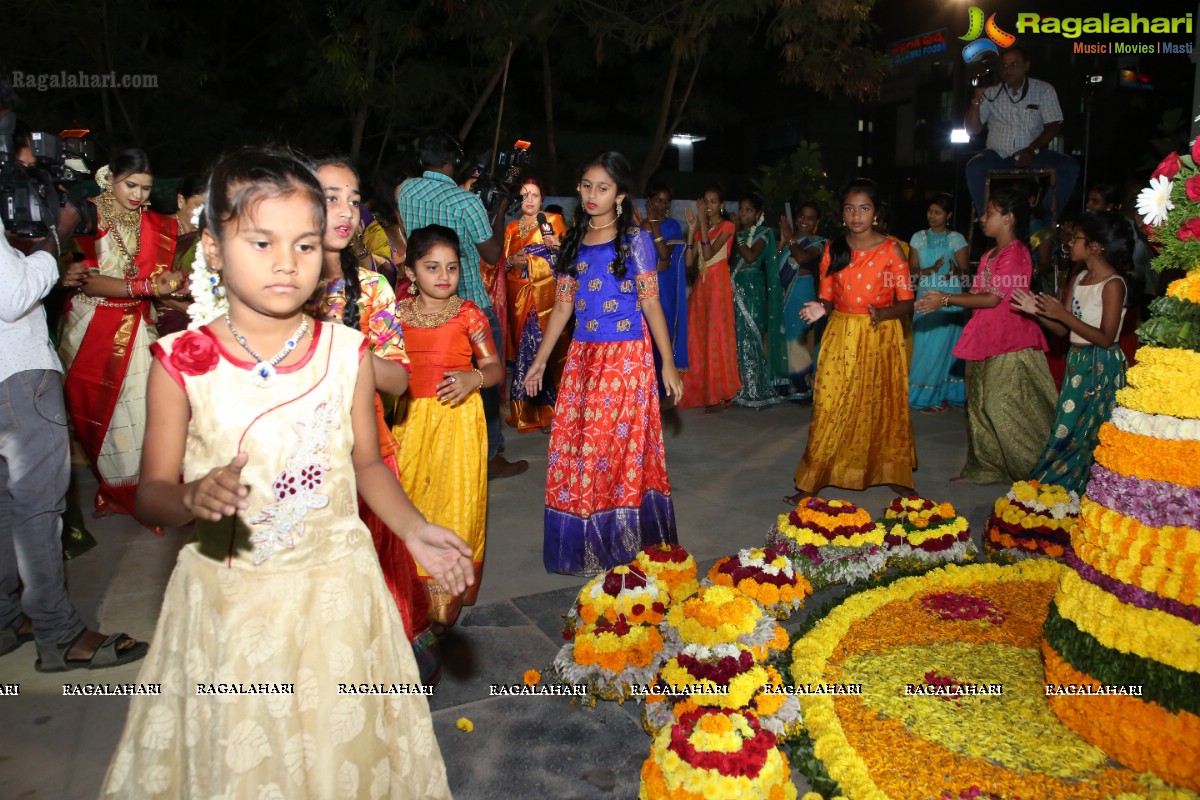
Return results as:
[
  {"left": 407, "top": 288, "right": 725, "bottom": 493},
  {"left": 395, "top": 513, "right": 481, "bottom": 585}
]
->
[
  {"left": 556, "top": 152, "right": 636, "bottom": 279},
  {"left": 311, "top": 156, "right": 363, "bottom": 331}
]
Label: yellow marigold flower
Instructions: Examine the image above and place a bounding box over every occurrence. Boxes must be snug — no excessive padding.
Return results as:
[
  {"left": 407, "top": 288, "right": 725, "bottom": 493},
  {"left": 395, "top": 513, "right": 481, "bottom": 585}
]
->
[
  {"left": 802, "top": 793, "right": 824, "bottom": 800},
  {"left": 455, "top": 717, "right": 474, "bottom": 732},
  {"left": 523, "top": 669, "right": 541, "bottom": 686}
]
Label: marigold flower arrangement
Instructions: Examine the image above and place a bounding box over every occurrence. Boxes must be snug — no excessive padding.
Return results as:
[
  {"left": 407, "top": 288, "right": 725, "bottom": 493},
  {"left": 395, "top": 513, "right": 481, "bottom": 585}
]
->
[
  {"left": 638, "top": 708, "right": 798, "bottom": 800},
  {"left": 634, "top": 543, "right": 700, "bottom": 604},
  {"left": 644, "top": 649, "right": 802, "bottom": 741},
  {"left": 877, "top": 496, "right": 976, "bottom": 569},
  {"left": 766, "top": 498, "right": 887, "bottom": 589},
  {"left": 984, "top": 480, "right": 1079, "bottom": 563},
  {"left": 565, "top": 563, "right": 669, "bottom": 638},
  {"left": 1041, "top": 141, "right": 1200, "bottom": 792},
  {"left": 662, "top": 584, "right": 778, "bottom": 654},
  {"left": 705, "top": 547, "right": 813, "bottom": 619},
  {"left": 553, "top": 613, "right": 666, "bottom": 701}
]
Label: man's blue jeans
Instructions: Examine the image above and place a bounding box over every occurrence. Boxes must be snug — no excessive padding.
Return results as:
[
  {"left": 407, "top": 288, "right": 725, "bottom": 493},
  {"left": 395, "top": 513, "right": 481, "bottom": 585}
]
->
[{"left": 965, "top": 149, "right": 1080, "bottom": 221}]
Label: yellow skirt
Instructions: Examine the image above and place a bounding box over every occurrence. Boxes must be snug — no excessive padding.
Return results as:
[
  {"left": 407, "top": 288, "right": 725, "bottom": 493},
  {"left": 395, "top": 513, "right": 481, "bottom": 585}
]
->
[
  {"left": 794, "top": 312, "right": 916, "bottom": 492},
  {"left": 393, "top": 395, "right": 487, "bottom": 619}
]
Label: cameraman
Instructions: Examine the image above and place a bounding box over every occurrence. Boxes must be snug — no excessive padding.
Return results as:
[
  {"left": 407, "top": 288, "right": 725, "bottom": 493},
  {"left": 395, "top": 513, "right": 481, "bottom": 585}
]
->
[
  {"left": 0, "top": 201, "right": 149, "bottom": 670},
  {"left": 397, "top": 130, "right": 527, "bottom": 480},
  {"left": 964, "top": 47, "right": 1079, "bottom": 222}
]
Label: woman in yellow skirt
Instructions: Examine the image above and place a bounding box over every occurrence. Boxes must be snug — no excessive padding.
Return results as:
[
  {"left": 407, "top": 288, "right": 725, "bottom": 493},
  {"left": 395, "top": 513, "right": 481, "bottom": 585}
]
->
[
  {"left": 785, "top": 179, "right": 917, "bottom": 502},
  {"left": 394, "top": 225, "right": 502, "bottom": 625}
]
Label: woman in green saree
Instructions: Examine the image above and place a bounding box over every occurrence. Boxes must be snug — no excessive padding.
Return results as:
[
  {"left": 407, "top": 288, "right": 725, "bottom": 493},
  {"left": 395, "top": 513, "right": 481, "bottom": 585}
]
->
[{"left": 730, "top": 193, "right": 786, "bottom": 408}]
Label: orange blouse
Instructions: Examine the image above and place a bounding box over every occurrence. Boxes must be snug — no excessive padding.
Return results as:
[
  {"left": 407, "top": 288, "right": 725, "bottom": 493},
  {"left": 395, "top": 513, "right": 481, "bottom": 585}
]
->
[
  {"left": 818, "top": 240, "right": 913, "bottom": 314},
  {"left": 396, "top": 296, "right": 494, "bottom": 398}
]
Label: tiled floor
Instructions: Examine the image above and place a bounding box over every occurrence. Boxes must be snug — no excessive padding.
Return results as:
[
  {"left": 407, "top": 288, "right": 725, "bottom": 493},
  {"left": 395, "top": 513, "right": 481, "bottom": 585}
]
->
[{"left": 1, "top": 401, "right": 1005, "bottom": 798}]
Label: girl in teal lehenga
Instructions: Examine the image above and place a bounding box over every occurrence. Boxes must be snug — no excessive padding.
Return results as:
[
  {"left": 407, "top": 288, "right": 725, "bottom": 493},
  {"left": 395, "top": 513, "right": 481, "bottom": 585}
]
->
[
  {"left": 779, "top": 202, "right": 826, "bottom": 399},
  {"left": 908, "top": 193, "right": 969, "bottom": 411},
  {"left": 1011, "top": 210, "right": 1131, "bottom": 496},
  {"left": 730, "top": 193, "right": 787, "bottom": 408}
]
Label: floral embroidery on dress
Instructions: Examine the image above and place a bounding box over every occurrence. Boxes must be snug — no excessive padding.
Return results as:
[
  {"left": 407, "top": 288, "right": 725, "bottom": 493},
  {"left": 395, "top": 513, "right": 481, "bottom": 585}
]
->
[{"left": 248, "top": 398, "right": 341, "bottom": 564}]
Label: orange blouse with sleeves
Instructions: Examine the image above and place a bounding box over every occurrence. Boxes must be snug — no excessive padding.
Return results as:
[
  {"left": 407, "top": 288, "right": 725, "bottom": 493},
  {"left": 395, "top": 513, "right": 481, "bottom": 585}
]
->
[
  {"left": 818, "top": 240, "right": 914, "bottom": 314},
  {"left": 396, "top": 296, "right": 494, "bottom": 398}
]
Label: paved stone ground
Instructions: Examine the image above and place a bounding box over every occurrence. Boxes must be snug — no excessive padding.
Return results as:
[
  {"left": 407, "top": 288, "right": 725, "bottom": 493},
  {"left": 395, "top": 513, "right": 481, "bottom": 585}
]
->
[{"left": 0, "top": 401, "right": 1005, "bottom": 799}]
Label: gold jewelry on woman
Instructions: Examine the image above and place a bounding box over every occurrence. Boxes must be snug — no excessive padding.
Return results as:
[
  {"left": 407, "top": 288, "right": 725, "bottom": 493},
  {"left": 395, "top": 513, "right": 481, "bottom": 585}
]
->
[
  {"left": 588, "top": 217, "right": 617, "bottom": 230},
  {"left": 96, "top": 191, "right": 144, "bottom": 278},
  {"left": 472, "top": 367, "right": 485, "bottom": 392},
  {"left": 518, "top": 216, "right": 538, "bottom": 237}
]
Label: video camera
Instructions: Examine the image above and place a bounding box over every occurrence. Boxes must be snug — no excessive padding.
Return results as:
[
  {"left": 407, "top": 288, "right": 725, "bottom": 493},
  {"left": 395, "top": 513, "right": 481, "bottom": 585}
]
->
[
  {"left": 970, "top": 66, "right": 999, "bottom": 89},
  {"left": 0, "top": 129, "right": 98, "bottom": 238},
  {"left": 467, "top": 139, "right": 532, "bottom": 216}
]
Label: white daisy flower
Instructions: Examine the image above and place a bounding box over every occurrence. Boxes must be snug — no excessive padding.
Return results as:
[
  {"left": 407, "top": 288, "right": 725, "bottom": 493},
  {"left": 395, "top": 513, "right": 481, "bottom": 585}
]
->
[{"left": 1135, "top": 175, "right": 1174, "bottom": 227}]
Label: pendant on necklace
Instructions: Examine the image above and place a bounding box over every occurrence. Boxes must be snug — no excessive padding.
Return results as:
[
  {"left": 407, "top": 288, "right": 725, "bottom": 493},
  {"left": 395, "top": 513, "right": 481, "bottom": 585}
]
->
[{"left": 253, "top": 361, "right": 277, "bottom": 388}]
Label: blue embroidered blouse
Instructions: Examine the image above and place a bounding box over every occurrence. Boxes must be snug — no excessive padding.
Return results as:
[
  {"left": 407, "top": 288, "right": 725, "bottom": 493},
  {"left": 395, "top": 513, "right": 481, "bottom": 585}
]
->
[{"left": 556, "top": 227, "right": 660, "bottom": 343}]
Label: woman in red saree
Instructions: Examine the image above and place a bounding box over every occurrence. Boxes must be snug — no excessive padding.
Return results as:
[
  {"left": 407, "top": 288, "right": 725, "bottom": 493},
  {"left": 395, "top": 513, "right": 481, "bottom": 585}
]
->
[
  {"left": 504, "top": 178, "right": 568, "bottom": 431},
  {"left": 59, "top": 149, "right": 180, "bottom": 525}
]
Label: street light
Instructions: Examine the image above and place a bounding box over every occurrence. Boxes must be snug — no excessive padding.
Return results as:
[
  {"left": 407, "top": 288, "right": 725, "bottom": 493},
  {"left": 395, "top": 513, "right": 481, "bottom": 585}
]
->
[{"left": 670, "top": 133, "right": 706, "bottom": 172}]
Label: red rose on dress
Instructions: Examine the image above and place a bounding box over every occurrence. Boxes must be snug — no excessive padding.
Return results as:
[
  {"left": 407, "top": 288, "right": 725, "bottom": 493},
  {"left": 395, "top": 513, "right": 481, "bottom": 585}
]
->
[
  {"left": 1187, "top": 175, "right": 1200, "bottom": 202},
  {"left": 169, "top": 331, "right": 219, "bottom": 376},
  {"left": 1178, "top": 218, "right": 1200, "bottom": 242},
  {"left": 1152, "top": 152, "right": 1181, "bottom": 180}
]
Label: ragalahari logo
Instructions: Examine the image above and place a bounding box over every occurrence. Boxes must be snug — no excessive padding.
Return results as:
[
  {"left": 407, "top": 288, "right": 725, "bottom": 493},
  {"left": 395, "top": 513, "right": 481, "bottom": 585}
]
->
[{"left": 960, "top": 7, "right": 1017, "bottom": 63}]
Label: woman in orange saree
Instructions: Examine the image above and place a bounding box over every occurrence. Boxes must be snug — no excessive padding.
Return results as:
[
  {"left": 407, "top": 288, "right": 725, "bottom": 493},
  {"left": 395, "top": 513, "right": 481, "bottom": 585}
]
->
[
  {"left": 59, "top": 150, "right": 180, "bottom": 526},
  {"left": 504, "top": 178, "right": 568, "bottom": 431}
]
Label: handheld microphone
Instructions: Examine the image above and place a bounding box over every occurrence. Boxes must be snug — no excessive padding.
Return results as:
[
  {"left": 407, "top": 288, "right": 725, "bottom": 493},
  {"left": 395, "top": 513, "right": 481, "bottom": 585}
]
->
[{"left": 537, "top": 212, "right": 555, "bottom": 241}]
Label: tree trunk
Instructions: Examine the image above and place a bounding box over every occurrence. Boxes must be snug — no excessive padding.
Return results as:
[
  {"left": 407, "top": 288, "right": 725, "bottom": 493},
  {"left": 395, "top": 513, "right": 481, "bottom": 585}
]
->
[
  {"left": 350, "top": 30, "right": 380, "bottom": 163},
  {"left": 540, "top": 41, "right": 559, "bottom": 193},
  {"left": 637, "top": 49, "right": 682, "bottom": 195},
  {"left": 458, "top": 55, "right": 510, "bottom": 145}
]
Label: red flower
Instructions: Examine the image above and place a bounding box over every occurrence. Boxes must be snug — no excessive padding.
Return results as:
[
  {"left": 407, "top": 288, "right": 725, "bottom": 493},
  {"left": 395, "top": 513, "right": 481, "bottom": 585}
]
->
[
  {"left": 1152, "top": 152, "right": 1181, "bottom": 180},
  {"left": 1193, "top": 137, "right": 1200, "bottom": 164},
  {"left": 1177, "top": 218, "right": 1200, "bottom": 242},
  {"left": 169, "top": 331, "right": 219, "bottom": 376},
  {"left": 1187, "top": 175, "right": 1200, "bottom": 202}
]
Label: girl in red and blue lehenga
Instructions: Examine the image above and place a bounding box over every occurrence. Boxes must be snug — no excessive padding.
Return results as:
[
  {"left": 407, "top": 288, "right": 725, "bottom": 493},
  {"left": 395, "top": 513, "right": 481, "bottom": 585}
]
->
[{"left": 524, "top": 152, "right": 683, "bottom": 576}]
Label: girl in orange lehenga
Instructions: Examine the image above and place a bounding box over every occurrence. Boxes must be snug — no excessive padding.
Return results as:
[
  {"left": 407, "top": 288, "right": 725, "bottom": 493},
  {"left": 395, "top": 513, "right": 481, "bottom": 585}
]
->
[
  {"left": 504, "top": 177, "right": 568, "bottom": 431},
  {"left": 59, "top": 149, "right": 180, "bottom": 525},
  {"left": 307, "top": 158, "right": 438, "bottom": 681},
  {"left": 394, "top": 225, "right": 501, "bottom": 624},
  {"left": 678, "top": 185, "right": 741, "bottom": 411},
  {"left": 785, "top": 178, "right": 917, "bottom": 502}
]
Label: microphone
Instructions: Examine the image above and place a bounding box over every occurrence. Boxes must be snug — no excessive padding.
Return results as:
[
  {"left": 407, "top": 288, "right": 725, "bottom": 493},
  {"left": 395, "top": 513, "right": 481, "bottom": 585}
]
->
[{"left": 537, "top": 212, "right": 555, "bottom": 241}]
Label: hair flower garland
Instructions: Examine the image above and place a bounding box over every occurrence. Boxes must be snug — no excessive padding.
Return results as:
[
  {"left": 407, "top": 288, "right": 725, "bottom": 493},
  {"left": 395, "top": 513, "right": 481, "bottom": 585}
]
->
[{"left": 186, "top": 214, "right": 229, "bottom": 328}]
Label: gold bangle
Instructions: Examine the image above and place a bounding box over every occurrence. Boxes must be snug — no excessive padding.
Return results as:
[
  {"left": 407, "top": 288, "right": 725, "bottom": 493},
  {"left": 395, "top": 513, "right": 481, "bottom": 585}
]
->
[{"left": 473, "top": 367, "right": 485, "bottom": 392}]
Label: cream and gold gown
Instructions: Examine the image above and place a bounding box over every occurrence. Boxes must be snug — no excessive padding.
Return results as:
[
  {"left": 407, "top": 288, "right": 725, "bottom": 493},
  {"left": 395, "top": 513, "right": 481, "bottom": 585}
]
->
[{"left": 101, "top": 321, "right": 451, "bottom": 799}]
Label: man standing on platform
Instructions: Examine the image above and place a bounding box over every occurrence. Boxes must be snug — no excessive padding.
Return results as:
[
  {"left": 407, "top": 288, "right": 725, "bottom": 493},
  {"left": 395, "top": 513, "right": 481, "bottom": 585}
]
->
[
  {"left": 397, "top": 130, "right": 527, "bottom": 479},
  {"left": 964, "top": 47, "right": 1079, "bottom": 221}
]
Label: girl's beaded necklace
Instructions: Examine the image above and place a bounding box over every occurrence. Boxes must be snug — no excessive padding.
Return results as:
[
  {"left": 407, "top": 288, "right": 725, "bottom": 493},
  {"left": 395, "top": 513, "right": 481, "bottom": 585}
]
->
[{"left": 224, "top": 314, "right": 309, "bottom": 388}]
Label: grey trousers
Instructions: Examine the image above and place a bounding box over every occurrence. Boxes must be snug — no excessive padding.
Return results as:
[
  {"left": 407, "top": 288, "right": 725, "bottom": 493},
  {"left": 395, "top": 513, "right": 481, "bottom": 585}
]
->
[{"left": 0, "top": 369, "right": 84, "bottom": 646}]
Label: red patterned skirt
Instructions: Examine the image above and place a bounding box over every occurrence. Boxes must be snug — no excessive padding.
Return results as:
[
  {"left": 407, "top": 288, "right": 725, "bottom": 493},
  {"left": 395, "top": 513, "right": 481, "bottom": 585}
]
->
[
  {"left": 543, "top": 326, "right": 677, "bottom": 575},
  {"left": 679, "top": 262, "right": 741, "bottom": 407}
]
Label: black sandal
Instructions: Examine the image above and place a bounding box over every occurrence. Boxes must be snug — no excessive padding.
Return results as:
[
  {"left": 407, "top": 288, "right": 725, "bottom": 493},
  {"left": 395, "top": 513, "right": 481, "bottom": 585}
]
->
[
  {"left": 35, "top": 629, "right": 149, "bottom": 673},
  {"left": 0, "top": 617, "right": 34, "bottom": 657}
]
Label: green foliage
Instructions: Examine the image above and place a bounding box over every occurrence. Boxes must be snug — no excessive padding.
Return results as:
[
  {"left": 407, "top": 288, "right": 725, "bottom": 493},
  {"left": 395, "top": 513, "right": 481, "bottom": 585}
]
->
[
  {"left": 1145, "top": 154, "right": 1200, "bottom": 275},
  {"left": 1042, "top": 603, "right": 1200, "bottom": 715},
  {"left": 755, "top": 142, "right": 834, "bottom": 220},
  {"left": 780, "top": 727, "right": 845, "bottom": 799},
  {"left": 1137, "top": 295, "right": 1200, "bottom": 352}
]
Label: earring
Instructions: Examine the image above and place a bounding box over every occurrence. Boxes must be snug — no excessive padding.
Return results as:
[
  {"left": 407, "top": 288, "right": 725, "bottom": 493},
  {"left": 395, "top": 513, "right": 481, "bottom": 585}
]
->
[{"left": 408, "top": 283, "right": 418, "bottom": 295}]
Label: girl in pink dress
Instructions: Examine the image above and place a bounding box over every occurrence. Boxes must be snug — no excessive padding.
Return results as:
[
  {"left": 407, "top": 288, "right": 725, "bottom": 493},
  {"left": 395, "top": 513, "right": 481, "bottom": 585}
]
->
[{"left": 915, "top": 186, "right": 1057, "bottom": 484}]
